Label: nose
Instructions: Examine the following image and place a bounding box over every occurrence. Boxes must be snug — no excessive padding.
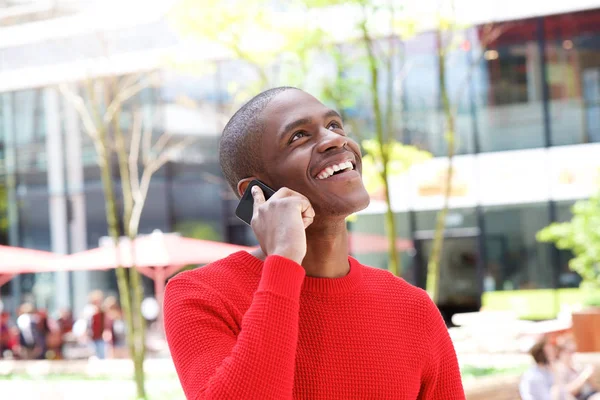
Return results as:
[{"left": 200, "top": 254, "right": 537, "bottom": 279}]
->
[{"left": 316, "top": 127, "right": 347, "bottom": 153}]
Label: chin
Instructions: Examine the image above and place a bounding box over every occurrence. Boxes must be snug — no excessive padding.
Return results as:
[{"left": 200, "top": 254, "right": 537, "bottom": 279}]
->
[
  {"left": 350, "top": 191, "right": 371, "bottom": 214},
  {"left": 318, "top": 190, "right": 370, "bottom": 218}
]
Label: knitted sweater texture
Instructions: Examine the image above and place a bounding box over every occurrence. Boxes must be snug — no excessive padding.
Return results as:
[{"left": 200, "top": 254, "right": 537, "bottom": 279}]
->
[{"left": 164, "top": 251, "right": 465, "bottom": 400}]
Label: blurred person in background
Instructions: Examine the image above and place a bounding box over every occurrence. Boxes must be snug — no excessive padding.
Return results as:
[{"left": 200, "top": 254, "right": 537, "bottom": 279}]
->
[
  {"left": 0, "top": 311, "right": 15, "bottom": 358},
  {"left": 37, "top": 309, "right": 54, "bottom": 359},
  {"left": 555, "top": 338, "right": 600, "bottom": 400},
  {"left": 57, "top": 308, "right": 74, "bottom": 335},
  {"left": 103, "top": 296, "right": 127, "bottom": 359},
  {"left": 520, "top": 335, "right": 568, "bottom": 400},
  {"left": 56, "top": 308, "right": 74, "bottom": 359},
  {"left": 87, "top": 290, "right": 107, "bottom": 359},
  {"left": 16, "top": 303, "right": 44, "bottom": 359}
]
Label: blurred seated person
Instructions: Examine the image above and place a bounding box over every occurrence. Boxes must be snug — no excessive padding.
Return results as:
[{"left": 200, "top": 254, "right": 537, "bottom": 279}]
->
[
  {"left": 56, "top": 308, "right": 74, "bottom": 359},
  {"left": 520, "top": 336, "right": 559, "bottom": 400},
  {"left": 16, "top": 303, "right": 44, "bottom": 359},
  {"left": 0, "top": 311, "right": 15, "bottom": 358},
  {"left": 103, "top": 296, "right": 127, "bottom": 359},
  {"left": 555, "top": 339, "right": 600, "bottom": 400}
]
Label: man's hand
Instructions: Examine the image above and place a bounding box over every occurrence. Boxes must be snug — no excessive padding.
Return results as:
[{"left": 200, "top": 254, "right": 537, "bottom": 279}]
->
[{"left": 251, "top": 186, "right": 315, "bottom": 265}]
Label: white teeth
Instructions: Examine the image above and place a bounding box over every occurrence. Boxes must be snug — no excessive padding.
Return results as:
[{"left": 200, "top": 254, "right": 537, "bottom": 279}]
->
[{"left": 316, "top": 161, "right": 354, "bottom": 179}]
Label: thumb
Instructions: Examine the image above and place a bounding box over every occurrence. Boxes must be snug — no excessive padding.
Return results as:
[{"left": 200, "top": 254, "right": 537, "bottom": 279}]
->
[{"left": 251, "top": 185, "right": 266, "bottom": 215}]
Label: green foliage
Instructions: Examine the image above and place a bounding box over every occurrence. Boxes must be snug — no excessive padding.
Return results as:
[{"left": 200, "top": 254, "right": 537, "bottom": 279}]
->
[
  {"left": 537, "top": 191, "right": 600, "bottom": 290},
  {"left": 460, "top": 364, "right": 529, "bottom": 380},
  {"left": 170, "top": 0, "right": 324, "bottom": 76},
  {"left": 174, "top": 220, "right": 222, "bottom": 241},
  {"left": 361, "top": 138, "right": 431, "bottom": 195}
]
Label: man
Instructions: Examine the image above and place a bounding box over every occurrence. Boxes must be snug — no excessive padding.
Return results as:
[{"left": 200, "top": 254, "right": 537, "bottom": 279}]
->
[{"left": 164, "top": 87, "right": 465, "bottom": 399}]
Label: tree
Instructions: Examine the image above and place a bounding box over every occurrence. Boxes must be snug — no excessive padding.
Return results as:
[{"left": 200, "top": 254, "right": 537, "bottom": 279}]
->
[
  {"left": 171, "top": 0, "right": 435, "bottom": 277},
  {"left": 355, "top": 1, "right": 432, "bottom": 276},
  {"left": 60, "top": 73, "right": 194, "bottom": 400},
  {"left": 169, "top": 0, "right": 323, "bottom": 103},
  {"left": 537, "top": 190, "right": 600, "bottom": 306},
  {"left": 425, "top": 11, "right": 507, "bottom": 302}
]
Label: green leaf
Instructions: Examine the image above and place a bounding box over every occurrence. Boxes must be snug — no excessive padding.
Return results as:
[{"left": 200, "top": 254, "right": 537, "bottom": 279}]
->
[
  {"left": 360, "top": 138, "right": 432, "bottom": 195},
  {"left": 537, "top": 187, "right": 600, "bottom": 289}
]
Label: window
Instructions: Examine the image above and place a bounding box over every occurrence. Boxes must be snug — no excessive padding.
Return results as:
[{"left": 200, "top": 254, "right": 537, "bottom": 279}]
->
[
  {"left": 403, "top": 32, "right": 444, "bottom": 156},
  {"left": 545, "top": 10, "right": 600, "bottom": 146},
  {"left": 474, "top": 20, "right": 546, "bottom": 152},
  {"left": 483, "top": 203, "right": 553, "bottom": 291}
]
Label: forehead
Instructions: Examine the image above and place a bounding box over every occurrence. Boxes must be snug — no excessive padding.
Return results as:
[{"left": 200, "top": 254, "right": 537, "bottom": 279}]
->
[{"left": 261, "top": 90, "right": 330, "bottom": 134}]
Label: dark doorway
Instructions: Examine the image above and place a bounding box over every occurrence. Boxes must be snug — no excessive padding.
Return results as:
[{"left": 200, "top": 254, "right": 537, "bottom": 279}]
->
[{"left": 414, "top": 229, "right": 483, "bottom": 325}]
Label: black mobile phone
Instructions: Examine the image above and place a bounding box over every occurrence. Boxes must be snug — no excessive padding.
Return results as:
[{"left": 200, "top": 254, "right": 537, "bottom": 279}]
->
[{"left": 235, "top": 180, "right": 276, "bottom": 225}]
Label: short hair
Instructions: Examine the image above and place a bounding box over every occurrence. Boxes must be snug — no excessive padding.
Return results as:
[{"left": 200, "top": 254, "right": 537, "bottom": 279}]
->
[
  {"left": 219, "top": 86, "right": 298, "bottom": 196},
  {"left": 530, "top": 336, "right": 550, "bottom": 365}
]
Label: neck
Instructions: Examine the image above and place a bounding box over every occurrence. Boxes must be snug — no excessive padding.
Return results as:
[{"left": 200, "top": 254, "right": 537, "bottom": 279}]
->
[
  {"left": 301, "top": 218, "right": 349, "bottom": 278},
  {"left": 249, "top": 218, "right": 351, "bottom": 279}
]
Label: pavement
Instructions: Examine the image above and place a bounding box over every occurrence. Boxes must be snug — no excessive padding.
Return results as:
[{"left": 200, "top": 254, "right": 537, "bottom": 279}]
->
[{"left": 2, "top": 353, "right": 600, "bottom": 400}]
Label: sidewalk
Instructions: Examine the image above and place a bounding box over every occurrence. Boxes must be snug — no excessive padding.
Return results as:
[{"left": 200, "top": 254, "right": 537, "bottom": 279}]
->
[{"left": 2, "top": 353, "right": 600, "bottom": 400}]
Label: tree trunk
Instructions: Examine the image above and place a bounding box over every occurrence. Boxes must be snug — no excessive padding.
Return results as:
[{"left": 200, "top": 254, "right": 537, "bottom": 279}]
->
[
  {"left": 383, "top": 180, "right": 400, "bottom": 276},
  {"left": 426, "top": 29, "right": 456, "bottom": 303},
  {"left": 113, "top": 97, "right": 147, "bottom": 400},
  {"left": 89, "top": 82, "right": 137, "bottom": 369},
  {"left": 362, "top": 20, "right": 402, "bottom": 276}
]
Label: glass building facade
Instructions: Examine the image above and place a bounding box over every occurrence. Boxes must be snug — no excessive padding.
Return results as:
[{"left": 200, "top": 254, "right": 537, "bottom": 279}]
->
[{"left": 1, "top": 6, "right": 599, "bottom": 320}]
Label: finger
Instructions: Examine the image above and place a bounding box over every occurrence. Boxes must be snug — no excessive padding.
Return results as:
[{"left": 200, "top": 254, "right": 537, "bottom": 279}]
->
[
  {"left": 251, "top": 186, "right": 266, "bottom": 215},
  {"left": 302, "top": 215, "right": 314, "bottom": 229},
  {"left": 298, "top": 198, "right": 315, "bottom": 229},
  {"left": 273, "top": 187, "right": 304, "bottom": 200}
]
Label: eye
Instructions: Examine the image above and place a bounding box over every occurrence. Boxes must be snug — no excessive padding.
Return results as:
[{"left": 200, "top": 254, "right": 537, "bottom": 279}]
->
[
  {"left": 289, "top": 131, "right": 307, "bottom": 143},
  {"left": 328, "top": 121, "right": 343, "bottom": 131}
]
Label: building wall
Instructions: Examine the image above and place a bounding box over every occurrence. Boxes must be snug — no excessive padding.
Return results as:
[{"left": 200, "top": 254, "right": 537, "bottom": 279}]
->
[{"left": 0, "top": 7, "right": 599, "bottom": 318}]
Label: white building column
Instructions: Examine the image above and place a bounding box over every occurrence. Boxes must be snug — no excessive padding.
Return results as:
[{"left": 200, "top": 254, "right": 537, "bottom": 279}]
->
[
  {"left": 2, "top": 93, "right": 22, "bottom": 312},
  {"left": 63, "top": 83, "right": 90, "bottom": 316},
  {"left": 44, "top": 87, "right": 70, "bottom": 311}
]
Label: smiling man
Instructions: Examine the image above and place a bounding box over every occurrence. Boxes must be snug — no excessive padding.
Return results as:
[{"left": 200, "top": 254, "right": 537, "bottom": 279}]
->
[{"left": 164, "top": 87, "right": 465, "bottom": 400}]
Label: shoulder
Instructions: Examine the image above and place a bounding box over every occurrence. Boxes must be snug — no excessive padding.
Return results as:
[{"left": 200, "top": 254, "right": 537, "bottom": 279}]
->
[
  {"left": 360, "top": 262, "right": 435, "bottom": 312},
  {"left": 165, "top": 251, "right": 257, "bottom": 310},
  {"left": 167, "top": 251, "right": 250, "bottom": 292}
]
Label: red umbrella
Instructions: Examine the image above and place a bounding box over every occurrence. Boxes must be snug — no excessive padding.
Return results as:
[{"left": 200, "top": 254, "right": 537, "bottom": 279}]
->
[
  {"left": 0, "top": 245, "right": 58, "bottom": 273},
  {"left": 0, "top": 245, "right": 59, "bottom": 287},
  {"left": 57, "top": 231, "right": 254, "bottom": 271},
  {"left": 348, "top": 232, "right": 413, "bottom": 255},
  {"left": 57, "top": 231, "right": 255, "bottom": 327}
]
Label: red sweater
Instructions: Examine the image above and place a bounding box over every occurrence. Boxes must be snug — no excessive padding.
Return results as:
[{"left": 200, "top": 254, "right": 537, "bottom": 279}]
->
[{"left": 164, "top": 251, "right": 465, "bottom": 400}]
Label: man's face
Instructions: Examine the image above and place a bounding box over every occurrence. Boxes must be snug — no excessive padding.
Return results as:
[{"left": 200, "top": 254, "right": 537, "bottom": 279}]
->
[{"left": 256, "top": 90, "right": 370, "bottom": 218}]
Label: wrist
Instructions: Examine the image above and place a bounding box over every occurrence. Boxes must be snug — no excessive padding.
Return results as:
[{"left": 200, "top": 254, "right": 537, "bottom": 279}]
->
[{"left": 271, "top": 249, "right": 304, "bottom": 265}]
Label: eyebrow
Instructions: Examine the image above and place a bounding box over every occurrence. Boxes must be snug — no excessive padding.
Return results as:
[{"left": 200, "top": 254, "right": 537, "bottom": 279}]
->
[
  {"left": 323, "top": 109, "right": 343, "bottom": 121},
  {"left": 280, "top": 109, "right": 344, "bottom": 138}
]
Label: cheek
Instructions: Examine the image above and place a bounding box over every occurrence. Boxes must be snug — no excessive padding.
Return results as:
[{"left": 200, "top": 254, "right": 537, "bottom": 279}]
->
[
  {"left": 346, "top": 139, "right": 362, "bottom": 156},
  {"left": 268, "top": 158, "right": 310, "bottom": 190}
]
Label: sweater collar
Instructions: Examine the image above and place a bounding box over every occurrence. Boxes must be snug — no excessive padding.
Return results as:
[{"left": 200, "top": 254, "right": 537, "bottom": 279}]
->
[{"left": 231, "top": 251, "right": 364, "bottom": 294}]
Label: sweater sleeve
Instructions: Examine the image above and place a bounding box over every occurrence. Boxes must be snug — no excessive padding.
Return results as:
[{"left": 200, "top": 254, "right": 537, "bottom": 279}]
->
[
  {"left": 163, "top": 256, "right": 305, "bottom": 400},
  {"left": 418, "top": 297, "right": 465, "bottom": 400}
]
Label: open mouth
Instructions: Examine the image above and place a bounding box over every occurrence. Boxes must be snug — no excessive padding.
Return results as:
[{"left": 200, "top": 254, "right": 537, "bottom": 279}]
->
[{"left": 316, "top": 161, "right": 356, "bottom": 180}]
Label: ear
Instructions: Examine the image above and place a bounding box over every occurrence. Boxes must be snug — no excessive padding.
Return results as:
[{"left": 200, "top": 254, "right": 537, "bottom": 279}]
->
[{"left": 237, "top": 177, "right": 257, "bottom": 198}]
